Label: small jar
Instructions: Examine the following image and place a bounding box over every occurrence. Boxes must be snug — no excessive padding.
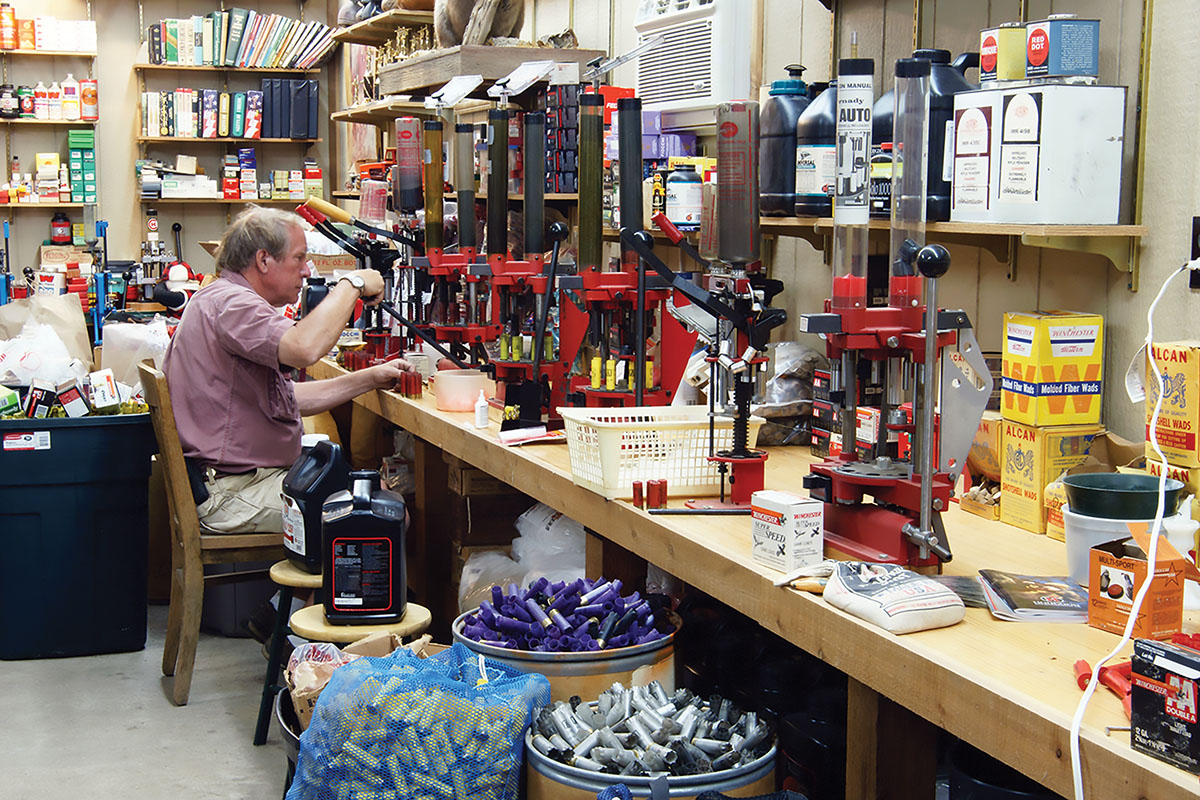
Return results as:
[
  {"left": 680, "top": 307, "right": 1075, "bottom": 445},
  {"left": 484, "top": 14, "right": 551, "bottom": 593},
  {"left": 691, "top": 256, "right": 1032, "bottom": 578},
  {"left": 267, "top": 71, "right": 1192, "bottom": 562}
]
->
[
  {"left": 50, "top": 212, "right": 71, "bottom": 244},
  {"left": 665, "top": 164, "right": 702, "bottom": 229},
  {"left": 0, "top": 83, "right": 17, "bottom": 119}
]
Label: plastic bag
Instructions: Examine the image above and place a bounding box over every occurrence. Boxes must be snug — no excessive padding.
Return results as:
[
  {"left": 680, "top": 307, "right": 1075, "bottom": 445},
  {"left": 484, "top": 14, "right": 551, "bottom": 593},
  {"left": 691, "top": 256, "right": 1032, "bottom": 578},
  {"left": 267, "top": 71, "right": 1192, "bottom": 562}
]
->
[
  {"left": 100, "top": 318, "right": 171, "bottom": 389},
  {"left": 458, "top": 503, "right": 587, "bottom": 612},
  {"left": 0, "top": 321, "right": 85, "bottom": 385},
  {"left": 286, "top": 643, "right": 550, "bottom": 800}
]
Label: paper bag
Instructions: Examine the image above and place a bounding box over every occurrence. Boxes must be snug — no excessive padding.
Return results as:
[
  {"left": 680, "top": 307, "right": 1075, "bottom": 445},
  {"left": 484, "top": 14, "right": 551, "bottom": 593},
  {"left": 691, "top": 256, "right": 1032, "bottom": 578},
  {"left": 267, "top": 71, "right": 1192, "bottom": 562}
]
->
[{"left": 0, "top": 293, "right": 93, "bottom": 368}]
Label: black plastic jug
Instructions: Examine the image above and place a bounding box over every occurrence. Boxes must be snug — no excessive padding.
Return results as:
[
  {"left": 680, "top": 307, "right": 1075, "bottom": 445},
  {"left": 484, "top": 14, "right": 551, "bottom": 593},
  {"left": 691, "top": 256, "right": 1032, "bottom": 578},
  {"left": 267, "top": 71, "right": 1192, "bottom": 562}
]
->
[
  {"left": 793, "top": 79, "right": 837, "bottom": 217},
  {"left": 760, "top": 65, "right": 811, "bottom": 216},
  {"left": 871, "top": 50, "right": 979, "bottom": 221},
  {"left": 322, "top": 470, "right": 408, "bottom": 624},
  {"left": 282, "top": 437, "right": 350, "bottom": 574}
]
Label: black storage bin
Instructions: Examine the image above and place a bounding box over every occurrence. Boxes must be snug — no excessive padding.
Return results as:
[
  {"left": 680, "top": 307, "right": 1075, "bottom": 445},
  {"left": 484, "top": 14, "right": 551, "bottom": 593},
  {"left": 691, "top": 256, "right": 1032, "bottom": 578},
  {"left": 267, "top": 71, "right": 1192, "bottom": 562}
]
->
[{"left": 0, "top": 414, "right": 156, "bottom": 659}]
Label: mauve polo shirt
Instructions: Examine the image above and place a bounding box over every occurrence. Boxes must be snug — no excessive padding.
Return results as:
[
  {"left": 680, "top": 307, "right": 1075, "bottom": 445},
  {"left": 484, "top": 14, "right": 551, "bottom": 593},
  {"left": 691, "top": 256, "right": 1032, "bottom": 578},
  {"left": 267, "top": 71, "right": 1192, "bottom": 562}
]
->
[{"left": 163, "top": 270, "right": 302, "bottom": 473}]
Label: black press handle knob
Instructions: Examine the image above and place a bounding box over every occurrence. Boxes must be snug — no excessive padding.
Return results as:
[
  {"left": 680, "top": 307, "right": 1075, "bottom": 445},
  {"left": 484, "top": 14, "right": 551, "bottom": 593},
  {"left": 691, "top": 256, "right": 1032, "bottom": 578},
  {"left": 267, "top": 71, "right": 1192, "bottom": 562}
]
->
[
  {"left": 632, "top": 230, "right": 655, "bottom": 251},
  {"left": 915, "top": 244, "right": 951, "bottom": 280},
  {"left": 547, "top": 221, "right": 570, "bottom": 244}
]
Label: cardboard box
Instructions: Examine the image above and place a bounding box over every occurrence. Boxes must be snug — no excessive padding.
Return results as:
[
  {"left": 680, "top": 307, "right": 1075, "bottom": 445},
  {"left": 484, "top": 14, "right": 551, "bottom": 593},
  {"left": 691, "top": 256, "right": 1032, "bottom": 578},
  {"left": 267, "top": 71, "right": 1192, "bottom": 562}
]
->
[
  {"left": 0, "top": 385, "right": 20, "bottom": 416},
  {"left": 951, "top": 85, "right": 1125, "bottom": 225},
  {"left": 446, "top": 491, "right": 533, "bottom": 547},
  {"left": 1088, "top": 525, "right": 1188, "bottom": 639},
  {"left": 1003, "top": 311, "right": 1103, "bottom": 426},
  {"left": 968, "top": 410, "right": 1004, "bottom": 482},
  {"left": 750, "top": 490, "right": 824, "bottom": 573},
  {"left": 88, "top": 368, "right": 120, "bottom": 410},
  {"left": 56, "top": 380, "right": 90, "bottom": 418},
  {"left": 961, "top": 491, "right": 1002, "bottom": 521},
  {"left": 1146, "top": 342, "right": 1200, "bottom": 467},
  {"left": 1044, "top": 479, "right": 1068, "bottom": 541},
  {"left": 1144, "top": 458, "right": 1200, "bottom": 528},
  {"left": 24, "top": 379, "right": 55, "bottom": 418},
  {"left": 1132, "top": 638, "right": 1200, "bottom": 773},
  {"left": 999, "top": 421, "right": 1100, "bottom": 533}
]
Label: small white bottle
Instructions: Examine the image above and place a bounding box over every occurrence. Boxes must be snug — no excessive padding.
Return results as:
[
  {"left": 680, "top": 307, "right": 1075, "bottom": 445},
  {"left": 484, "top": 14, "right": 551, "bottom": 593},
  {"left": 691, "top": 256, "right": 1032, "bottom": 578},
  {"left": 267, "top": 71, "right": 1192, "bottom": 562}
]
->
[
  {"left": 47, "top": 80, "right": 61, "bottom": 120},
  {"left": 32, "top": 81, "right": 47, "bottom": 120},
  {"left": 60, "top": 73, "right": 80, "bottom": 121},
  {"left": 474, "top": 390, "right": 489, "bottom": 429}
]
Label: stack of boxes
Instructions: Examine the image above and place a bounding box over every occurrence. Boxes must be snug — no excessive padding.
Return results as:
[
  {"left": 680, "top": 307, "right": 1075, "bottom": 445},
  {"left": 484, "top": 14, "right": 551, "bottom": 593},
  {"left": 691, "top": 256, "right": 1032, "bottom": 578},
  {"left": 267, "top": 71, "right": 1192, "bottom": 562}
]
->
[
  {"left": 67, "top": 130, "right": 96, "bottom": 204},
  {"left": 999, "top": 310, "right": 1105, "bottom": 536},
  {"left": 1144, "top": 342, "right": 1200, "bottom": 527},
  {"left": 540, "top": 84, "right": 579, "bottom": 194},
  {"left": 810, "top": 362, "right": 885, "bottom": 459}
]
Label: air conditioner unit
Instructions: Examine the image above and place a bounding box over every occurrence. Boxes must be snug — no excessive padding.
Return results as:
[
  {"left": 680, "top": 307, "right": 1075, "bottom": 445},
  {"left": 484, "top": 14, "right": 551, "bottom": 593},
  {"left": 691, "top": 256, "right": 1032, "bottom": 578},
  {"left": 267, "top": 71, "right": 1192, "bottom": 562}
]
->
[{"left": 634, "top": 0, "right": 753, "bottom": 130}]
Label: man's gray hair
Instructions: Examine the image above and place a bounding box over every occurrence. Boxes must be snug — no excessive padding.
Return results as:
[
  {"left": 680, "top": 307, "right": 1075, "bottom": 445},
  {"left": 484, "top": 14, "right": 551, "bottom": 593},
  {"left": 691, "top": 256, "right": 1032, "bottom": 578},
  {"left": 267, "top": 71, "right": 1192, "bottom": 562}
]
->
[{"left": 214, "top": 205, "right": 303, "bottom": 274}]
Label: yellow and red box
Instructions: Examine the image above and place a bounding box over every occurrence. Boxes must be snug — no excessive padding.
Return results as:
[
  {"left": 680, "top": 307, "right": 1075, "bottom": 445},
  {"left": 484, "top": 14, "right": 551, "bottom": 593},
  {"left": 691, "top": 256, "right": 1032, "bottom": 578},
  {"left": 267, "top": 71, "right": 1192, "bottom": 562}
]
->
[
  {"left": 1000, "top": 420, "right": 1100, "bottom": 534},
  {"left": 1003, "top": 311, "right": 1103, "bottom": 426},
  {"left": 1145, "top": 342, "right": 1200, "bottom": 467}
]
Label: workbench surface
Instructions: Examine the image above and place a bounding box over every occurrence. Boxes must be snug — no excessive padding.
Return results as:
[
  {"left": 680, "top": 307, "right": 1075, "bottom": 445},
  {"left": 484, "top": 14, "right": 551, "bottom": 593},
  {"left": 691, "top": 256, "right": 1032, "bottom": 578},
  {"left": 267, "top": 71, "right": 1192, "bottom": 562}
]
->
[{"left": 309, "top": 358, "right": 1200, "bottom": 799}]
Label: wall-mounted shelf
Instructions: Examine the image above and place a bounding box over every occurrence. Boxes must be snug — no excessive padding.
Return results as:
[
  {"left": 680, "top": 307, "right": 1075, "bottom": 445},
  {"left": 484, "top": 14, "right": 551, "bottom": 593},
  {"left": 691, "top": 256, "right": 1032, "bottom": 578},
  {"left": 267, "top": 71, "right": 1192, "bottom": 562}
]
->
[
  {"left": 476, "top": 193, "right": 579, "bottom": 202},
  {"left": 332, "top": 190, "right": 360, "bottom": 199},
  {"left": 2, "top": 202, "right": 86, "bottom": 209},
  {"left": 332, "top": 98, "right": 431, "bottom": 125},
  {"left": 759, "top": 217, "right": 1148, "bottom": 289},
  {"left": 140, "top": 198, "right": 302, "bottom": 205},
  {"left": 137, "top": 136, "right": 322, "bottom": 144},
  {"left": 134, "top": 64, "right": 319, "bottom": 75},
  {"left": 0, "top": 119, "right": 97, "bottom": 126},
  {"left": 378, "top": 45, "right": 605, "bottom": 101},
  {"left": 332, "top": 9, "right": 434, "bottom": 47},
  {"left": 6, "top": 49, "right": 96, "bottom": 58}
]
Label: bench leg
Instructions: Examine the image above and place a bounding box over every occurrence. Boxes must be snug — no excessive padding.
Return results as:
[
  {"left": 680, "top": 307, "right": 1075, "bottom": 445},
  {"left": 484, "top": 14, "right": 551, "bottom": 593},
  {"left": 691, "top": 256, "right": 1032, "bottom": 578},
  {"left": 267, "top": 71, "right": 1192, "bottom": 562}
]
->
[{"left": 254, "top": 585, "right": 294, "bottom": 746}]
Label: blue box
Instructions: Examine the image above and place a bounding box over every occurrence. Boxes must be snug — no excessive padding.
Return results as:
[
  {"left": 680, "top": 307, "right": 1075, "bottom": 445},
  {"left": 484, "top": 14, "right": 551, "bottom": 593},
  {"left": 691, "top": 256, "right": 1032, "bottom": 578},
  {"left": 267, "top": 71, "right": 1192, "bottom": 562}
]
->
[{"left": 1026, "top": 18, "right": 1099, "bottom": 78}]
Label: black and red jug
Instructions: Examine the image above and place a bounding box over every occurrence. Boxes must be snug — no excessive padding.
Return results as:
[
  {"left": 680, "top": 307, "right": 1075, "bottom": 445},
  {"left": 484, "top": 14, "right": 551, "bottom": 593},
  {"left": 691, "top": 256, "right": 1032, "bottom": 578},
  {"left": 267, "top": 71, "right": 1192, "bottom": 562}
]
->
[
  {"left": 281, "top": 436, "right": 350, "bottom": 573},
  {"left": 322, "top": 470, "right": 407, "bottom": 624}
]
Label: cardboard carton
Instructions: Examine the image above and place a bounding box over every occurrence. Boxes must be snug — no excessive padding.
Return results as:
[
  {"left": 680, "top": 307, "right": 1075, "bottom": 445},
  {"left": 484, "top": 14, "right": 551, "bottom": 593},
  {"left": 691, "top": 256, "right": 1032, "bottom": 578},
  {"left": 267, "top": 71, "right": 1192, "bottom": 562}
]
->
[
  {"left": 1145, "top": 342, "right": 1200, "bottom": 467},
  {"left": 750, "top": 490, "right": 824, "bottom": 573},
  {"left": 1003, "top": 311, "right": 1103, "bottom": 426},
  {"left": 1088, "top": 524, "right": 1194, "bottom": 639},
  {"left": 968, "top": 410, "right": 1003, "bottom": 482},
  {"left": 1046, "top": 432, "right": 1145, "bottom": 541},
  {"left": 1132, "top": 638, "right": 1200, "bottom": 773},
  {"left": 1000, "top": 420, "right": 1100, "bottom": 533}
]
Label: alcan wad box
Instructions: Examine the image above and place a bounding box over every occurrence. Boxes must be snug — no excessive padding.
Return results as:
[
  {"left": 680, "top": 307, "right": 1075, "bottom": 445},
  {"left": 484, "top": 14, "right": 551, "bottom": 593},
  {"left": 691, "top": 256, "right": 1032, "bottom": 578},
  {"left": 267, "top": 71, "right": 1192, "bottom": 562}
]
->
[
  {"left": 1132, "top": 638, "right": 1200, "bottom": 773},
  {"left": 1146, "top": 342, "right": 1200, "bottom": 467},
  {"left": 999, "top": 420, "right": 1099, "bottom": 534},
  {"left": 1003, "top": 311, "right": 1103, "bottom": 426}
]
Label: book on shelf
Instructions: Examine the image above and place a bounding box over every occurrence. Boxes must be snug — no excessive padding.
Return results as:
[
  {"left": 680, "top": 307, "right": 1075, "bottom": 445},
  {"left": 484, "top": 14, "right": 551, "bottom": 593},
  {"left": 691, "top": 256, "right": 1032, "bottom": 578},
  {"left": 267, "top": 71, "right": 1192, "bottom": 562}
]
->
[
  {"left": 143, "top": 10, "right": 335, "bottom": 70},
  {"left": 977, "top": 569, "right": 1088, "bottom": 622}
]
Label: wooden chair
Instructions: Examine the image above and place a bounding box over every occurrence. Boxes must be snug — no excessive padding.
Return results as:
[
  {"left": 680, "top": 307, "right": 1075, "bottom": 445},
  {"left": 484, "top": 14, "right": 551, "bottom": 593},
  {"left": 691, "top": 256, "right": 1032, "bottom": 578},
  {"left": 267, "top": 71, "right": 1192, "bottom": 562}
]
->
[{"left": 138, "top": 361, "right": 285, "bottom": 706}]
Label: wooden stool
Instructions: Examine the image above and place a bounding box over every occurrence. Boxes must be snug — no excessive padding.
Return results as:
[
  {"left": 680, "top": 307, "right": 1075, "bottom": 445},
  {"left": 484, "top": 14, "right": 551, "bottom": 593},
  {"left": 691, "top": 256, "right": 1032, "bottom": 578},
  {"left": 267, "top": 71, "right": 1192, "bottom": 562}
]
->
[
  {"left": 288, "top": 602, "right": 432, "bottom": 643},
  {"left": 253, "top": 560, "right": 323, "bottom": 746}
]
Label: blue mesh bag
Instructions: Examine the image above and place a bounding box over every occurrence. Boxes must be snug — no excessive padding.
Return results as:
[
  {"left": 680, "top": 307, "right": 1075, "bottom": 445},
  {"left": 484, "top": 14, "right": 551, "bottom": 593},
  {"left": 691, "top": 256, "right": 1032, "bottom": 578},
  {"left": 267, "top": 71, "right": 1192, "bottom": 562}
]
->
[{"left": 286, "top": 643, "right": 551, "bottom": 800}]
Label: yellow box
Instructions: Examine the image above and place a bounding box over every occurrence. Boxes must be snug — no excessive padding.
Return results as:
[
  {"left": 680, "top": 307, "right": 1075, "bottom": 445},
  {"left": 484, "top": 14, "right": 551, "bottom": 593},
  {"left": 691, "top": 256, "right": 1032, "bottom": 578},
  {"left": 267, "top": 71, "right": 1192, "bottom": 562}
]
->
[
  {"left": 1002, "top": 311, "right": 1103, "bottom": 426},
  {"left": 1000, "top": 421, "right": 1101, "bottom": 534},
  {"left": 1044, "top": 479, "right": 1067, "bottom": 541},
  {"left": 1143, "top": 458, "right": 1200, "bottom": 525},
  {"left": 1145, "top": 342, "right": 1200, "bottom": 467}
]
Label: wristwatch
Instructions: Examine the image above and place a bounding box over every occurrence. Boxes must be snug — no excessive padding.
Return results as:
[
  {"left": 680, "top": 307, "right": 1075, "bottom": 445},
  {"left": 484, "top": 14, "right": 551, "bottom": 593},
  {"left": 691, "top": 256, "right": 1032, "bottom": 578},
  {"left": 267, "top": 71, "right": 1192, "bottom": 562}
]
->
[{"left": 338, "top": 273, "right": 365, "bottom": 296}]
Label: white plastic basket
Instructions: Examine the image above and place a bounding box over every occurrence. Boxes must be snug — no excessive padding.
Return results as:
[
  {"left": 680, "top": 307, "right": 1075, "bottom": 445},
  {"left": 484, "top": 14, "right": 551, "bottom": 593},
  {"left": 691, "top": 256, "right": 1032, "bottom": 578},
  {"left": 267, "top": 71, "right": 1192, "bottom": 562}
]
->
[{"left": 558, "top": 406, "right": 765, "bottom": 500}]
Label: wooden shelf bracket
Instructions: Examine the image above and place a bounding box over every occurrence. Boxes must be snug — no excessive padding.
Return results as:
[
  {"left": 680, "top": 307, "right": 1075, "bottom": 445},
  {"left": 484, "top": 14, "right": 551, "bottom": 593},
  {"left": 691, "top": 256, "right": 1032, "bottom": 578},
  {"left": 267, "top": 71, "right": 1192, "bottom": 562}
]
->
[{"left": 1019, "top": 233, "right": 1141, "bottom": 291}]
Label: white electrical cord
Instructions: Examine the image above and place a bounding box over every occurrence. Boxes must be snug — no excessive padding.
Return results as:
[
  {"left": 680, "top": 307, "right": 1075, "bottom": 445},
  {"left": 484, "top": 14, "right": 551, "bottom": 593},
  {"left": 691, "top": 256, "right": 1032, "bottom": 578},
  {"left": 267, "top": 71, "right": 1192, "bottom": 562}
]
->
[{"left": 1068, "top": 257, "right": 1200, "bottom": 800}]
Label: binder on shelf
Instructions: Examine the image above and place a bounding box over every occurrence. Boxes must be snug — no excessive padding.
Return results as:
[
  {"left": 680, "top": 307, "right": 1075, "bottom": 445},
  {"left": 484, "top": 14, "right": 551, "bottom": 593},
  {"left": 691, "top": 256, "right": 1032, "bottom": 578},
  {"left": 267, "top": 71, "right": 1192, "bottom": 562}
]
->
[
  {"left": 259, "top": 79, "right": 272, "bottom": 138},
  {"left": 231, "top": 92, "right": 246, "bottom": 138},
  {"left": 307, "top": 80, "right": 318, "bottom": 140},
  {"left": 201, "top": 89, "right": 219, "bottom": 139},
  {"left": 218, "top": 92, "right": 230, "bottom": 138},
  {"left": 289, "top": 80, "right": 307, "bottom": 139},
  {"left": 148, "top": 24, "right": 163, "bottom": 65},
  {"left": 276, "top": 79, "right": 289, "bottom": 140},
  {"left": 244, "top": 90, "right": 263, "bottom": 139}
]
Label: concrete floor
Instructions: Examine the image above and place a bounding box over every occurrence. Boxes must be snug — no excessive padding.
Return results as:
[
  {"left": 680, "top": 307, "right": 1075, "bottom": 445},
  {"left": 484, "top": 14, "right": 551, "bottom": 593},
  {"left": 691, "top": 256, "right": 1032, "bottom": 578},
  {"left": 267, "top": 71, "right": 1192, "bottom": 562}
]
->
[{"left": 2, "top": 605, "right": 289, "bottom": 800}]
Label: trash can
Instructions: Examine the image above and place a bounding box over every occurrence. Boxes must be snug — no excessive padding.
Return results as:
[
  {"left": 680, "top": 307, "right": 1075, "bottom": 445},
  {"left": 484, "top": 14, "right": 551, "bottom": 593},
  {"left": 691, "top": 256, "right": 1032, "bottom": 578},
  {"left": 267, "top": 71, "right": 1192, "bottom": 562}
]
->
[{"left": 0, "top": 414, "right": 156, "bottom": 659}]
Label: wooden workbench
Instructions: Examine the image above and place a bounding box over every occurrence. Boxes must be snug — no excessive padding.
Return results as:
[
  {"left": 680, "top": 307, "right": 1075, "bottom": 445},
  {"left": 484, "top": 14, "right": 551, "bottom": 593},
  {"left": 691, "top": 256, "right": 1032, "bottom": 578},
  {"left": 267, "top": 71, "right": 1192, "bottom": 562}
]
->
[{"left": 308, "top": 358, "right": 1199, "bottom": 799}]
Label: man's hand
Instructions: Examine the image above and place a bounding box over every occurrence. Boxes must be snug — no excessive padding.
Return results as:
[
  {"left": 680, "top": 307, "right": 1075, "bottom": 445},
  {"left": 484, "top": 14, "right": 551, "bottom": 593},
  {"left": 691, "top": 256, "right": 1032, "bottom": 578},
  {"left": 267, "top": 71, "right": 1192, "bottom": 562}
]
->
[
  {"left": 349, "top": 269, "right": 385, "bottom": 305},
  {"left": 364, "top": 359, "right": 418, "bottom": 391}
]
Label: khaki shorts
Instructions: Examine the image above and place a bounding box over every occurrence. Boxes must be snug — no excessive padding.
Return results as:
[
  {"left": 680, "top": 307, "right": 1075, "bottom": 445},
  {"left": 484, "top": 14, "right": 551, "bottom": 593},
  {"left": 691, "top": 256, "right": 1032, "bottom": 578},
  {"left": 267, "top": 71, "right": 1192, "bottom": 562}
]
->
[{"left": 196, "top": 467, "right": 289, "bottom": 534}]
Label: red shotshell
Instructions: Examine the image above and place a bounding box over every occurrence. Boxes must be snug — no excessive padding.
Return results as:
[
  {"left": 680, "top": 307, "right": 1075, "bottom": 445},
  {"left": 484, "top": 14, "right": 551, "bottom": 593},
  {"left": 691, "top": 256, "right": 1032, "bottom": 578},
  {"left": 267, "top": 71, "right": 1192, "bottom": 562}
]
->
[
  {"left": 647, "top": 479, "right": 667, "bottom": 509},
  {"left": 631, "top": 481, "right": 644, "bottom": 509}
]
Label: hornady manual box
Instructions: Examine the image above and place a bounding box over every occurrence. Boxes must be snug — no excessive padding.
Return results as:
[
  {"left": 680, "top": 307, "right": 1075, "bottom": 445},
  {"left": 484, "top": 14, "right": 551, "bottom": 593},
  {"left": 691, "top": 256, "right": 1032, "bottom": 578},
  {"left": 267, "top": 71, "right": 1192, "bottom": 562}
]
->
[{"left": 950, "top": 84, "right": 1125, "bottom": 224}]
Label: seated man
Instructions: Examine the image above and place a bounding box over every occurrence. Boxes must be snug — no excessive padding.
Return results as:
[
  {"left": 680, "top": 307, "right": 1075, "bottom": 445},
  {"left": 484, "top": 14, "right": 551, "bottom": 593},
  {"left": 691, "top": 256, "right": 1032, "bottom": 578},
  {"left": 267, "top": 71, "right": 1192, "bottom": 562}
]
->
[{"left": 164, "top": 205, "right": 414, "bottom": 533}]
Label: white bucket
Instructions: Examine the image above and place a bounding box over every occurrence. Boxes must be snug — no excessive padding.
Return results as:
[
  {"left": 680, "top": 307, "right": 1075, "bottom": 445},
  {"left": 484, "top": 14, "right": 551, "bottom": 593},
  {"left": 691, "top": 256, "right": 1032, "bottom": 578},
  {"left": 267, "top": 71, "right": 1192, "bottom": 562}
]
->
[{"left": 1062, "top": 505, "right": 1153, "bottom": 585}]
